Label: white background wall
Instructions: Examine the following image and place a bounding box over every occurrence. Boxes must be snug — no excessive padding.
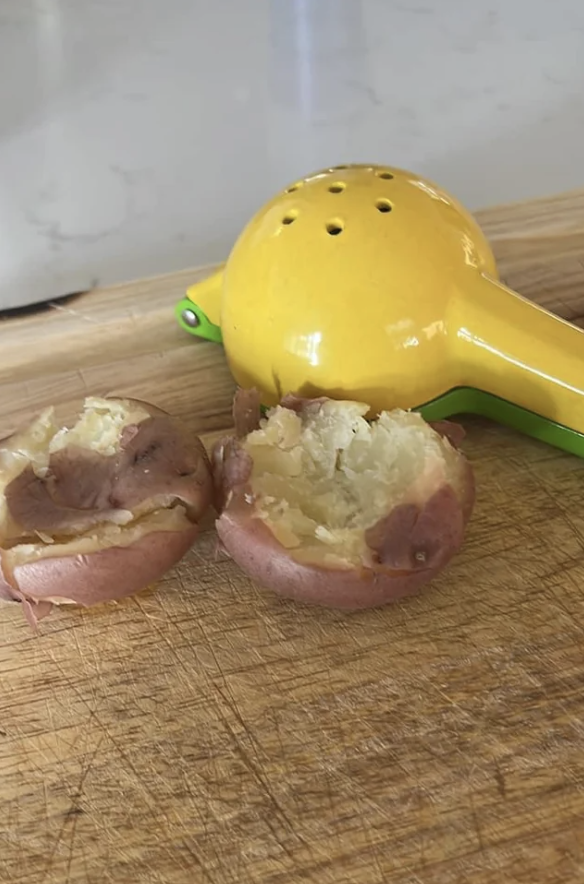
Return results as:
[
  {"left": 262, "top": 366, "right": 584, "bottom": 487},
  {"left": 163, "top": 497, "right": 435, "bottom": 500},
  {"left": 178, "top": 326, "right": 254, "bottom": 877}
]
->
[{"left": 1, "top": 0, "right": 583, "bottom": 308}]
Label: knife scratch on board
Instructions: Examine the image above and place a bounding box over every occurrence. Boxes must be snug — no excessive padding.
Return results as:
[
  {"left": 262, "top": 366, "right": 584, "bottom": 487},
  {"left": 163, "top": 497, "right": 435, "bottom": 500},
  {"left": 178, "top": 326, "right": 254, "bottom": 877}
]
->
[{"left": 39, "top": 734, "right": 104, "bottom": 883}]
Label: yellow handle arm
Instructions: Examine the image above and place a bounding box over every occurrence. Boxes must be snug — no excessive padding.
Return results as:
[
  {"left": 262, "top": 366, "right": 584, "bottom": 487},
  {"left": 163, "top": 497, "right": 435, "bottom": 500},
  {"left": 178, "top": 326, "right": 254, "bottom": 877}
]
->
[{"left": 451, "top": 274, "right": 584, "bottom": 434}]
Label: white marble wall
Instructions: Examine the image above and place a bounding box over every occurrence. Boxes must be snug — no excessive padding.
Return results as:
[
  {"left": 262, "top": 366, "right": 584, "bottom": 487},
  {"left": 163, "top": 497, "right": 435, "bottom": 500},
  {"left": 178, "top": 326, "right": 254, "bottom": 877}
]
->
[{"left": 1, "top": 0, "right": 583, "bottom": 308}]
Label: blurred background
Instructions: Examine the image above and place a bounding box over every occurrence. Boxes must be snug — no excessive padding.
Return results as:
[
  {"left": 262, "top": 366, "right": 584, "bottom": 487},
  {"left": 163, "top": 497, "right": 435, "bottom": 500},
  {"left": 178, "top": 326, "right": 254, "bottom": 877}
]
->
[{"left": 1, "top": 0, "right": 583, "bottom": 309}]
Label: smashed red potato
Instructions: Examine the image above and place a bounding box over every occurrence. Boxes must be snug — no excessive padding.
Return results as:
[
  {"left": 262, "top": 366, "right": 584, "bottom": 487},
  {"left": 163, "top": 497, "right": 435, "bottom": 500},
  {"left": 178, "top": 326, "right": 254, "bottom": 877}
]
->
[
  {"left": 1, "top": 389, "right": 475, "bottom": 625},
  {"left": 0, "top": 397, "right": 213, "bottom": 625},
  {"left": 213, "top": 390, "right": 475, "bottom": 610}
]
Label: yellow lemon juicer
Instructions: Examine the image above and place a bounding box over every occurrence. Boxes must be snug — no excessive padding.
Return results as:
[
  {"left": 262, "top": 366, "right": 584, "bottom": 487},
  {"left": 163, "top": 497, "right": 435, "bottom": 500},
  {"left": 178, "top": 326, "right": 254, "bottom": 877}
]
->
[{"left": 176, "top": 164, "right": 584, "bottom": 456}]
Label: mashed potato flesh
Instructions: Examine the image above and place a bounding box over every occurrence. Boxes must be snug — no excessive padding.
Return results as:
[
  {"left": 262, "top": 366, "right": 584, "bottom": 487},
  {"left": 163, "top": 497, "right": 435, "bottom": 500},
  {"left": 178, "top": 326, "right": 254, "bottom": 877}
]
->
[{"left": 243, "top": 401, "right": 456, "bottom": 566}]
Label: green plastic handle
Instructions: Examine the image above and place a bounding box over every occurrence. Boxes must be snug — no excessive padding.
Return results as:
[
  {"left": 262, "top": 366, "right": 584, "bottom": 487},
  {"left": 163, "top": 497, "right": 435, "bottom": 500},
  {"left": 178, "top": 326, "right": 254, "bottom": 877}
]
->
[
  {"left": 175, "top": 298, "right": 223, "bottom": 344},
  {"left": 417, "top": 387, "right": 584, "bottom": 457}
]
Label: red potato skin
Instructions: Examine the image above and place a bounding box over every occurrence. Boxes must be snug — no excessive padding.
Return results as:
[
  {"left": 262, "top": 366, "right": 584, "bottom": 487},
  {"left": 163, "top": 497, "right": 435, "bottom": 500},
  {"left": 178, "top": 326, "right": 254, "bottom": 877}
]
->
[
  {"left": 213, "top": 390, "right": 475, "bottom": 611},
  {"left": 216, "top": 477, "right": 474, "bottom": 611},
  {"left": 0, "top": 524, "right": 199, "bottom": 615},
  {"left": 0, "top": 396, "right": 215, "bottom": 625}
]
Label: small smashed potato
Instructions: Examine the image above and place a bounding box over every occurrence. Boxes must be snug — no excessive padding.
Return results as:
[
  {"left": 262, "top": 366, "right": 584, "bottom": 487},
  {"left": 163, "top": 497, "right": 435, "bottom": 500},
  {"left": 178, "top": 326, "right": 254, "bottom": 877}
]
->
[
  {"left": 212, "top": 390, "right": 475, "bottom": 610},
  {"left": 0, "top": 397, "right": 213, "bottom": 625}
]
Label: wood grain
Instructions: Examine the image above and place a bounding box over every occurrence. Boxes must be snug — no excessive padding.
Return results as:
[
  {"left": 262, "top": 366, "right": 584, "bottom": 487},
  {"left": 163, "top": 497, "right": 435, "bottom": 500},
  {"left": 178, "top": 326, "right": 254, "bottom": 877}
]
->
[{"left": 1, "top": 189, "right": 584, "bottom": 884}]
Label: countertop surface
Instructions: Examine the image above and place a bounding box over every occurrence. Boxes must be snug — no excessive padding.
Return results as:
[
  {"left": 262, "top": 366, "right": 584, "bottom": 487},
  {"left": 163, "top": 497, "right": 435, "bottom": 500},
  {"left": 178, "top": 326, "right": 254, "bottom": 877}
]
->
[
  {"left": 2, "top": 188, "right": 584, "bottom": 882},
  {"left": 2, "top": 0, "right": 584, "bottom": 308}
]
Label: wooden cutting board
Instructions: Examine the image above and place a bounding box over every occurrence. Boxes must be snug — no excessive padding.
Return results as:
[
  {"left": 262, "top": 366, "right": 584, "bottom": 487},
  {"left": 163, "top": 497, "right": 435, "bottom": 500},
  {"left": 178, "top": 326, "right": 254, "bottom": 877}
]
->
[{"left": 1, "top": 189, "right": 584, "bottom": 884}]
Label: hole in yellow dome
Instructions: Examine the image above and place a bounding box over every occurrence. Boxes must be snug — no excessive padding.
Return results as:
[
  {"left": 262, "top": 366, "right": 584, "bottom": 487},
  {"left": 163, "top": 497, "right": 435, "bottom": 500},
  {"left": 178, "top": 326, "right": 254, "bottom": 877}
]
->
[
  {"left": 286, "top": 182, "right": 303, "bottom": 193},
  {"left": 375, "top": 198, "right": 392, "bottom": 213},
  {"left": 326, "top": 219, "right": 344, "bottom": 236},
  {"left": 376, "top": 170, "right": 393, "bottom": 180},
  {"left": 328, "top": 182, "right": 346, "bottom": 193},
  {"left": 282, "top": 211, "right": 298, "bottom": 225}
]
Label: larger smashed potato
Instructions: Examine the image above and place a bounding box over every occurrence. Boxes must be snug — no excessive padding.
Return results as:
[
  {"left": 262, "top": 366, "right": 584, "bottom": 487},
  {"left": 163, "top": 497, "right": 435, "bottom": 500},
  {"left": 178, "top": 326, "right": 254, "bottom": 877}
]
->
[{"left": 212, "top": 390, "right": 475, "bottom": 610}]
